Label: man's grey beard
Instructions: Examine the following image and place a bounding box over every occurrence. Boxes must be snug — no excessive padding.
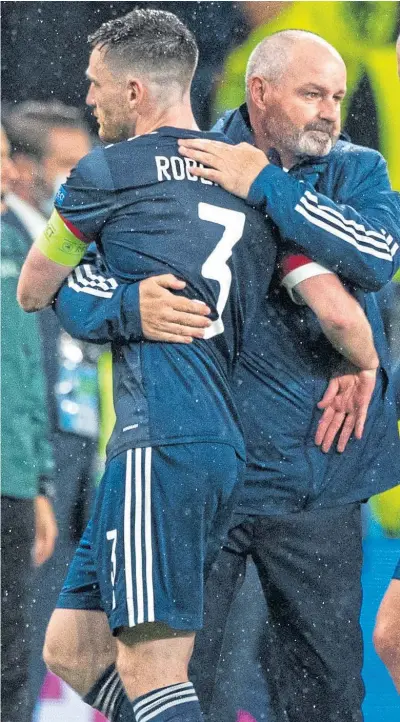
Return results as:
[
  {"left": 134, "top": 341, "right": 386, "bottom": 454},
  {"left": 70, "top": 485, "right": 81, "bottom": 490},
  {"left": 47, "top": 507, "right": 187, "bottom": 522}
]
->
[
  {"left": 295, "top": 130, "right": 336, "bottom": 158},
  {"left": 260, "top": 114, "right": 339, "bottom": 162}
]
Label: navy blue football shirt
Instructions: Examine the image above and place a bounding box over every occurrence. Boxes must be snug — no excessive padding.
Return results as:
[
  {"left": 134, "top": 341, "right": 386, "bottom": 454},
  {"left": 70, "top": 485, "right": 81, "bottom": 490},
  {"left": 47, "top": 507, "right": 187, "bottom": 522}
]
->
[{"left": 54, "top": 127, "right": 276, "bottom": 460}]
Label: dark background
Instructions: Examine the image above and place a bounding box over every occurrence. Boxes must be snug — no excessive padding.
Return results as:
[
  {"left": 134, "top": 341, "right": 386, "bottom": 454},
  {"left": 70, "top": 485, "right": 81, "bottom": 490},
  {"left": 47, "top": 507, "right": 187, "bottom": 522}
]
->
[{"left": 2, "top": 1, "right": 399, "bottom": 145}]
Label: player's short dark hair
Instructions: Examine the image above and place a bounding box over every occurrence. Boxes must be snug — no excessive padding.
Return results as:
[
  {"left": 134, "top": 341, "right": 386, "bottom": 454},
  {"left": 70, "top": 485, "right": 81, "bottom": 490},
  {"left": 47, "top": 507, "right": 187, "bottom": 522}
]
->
[
  {"left": 88, "top": 8, "right": 199, "bottom": 88},
  {"left": 3, "top": 101, "right": 89, "bottom": 161}
]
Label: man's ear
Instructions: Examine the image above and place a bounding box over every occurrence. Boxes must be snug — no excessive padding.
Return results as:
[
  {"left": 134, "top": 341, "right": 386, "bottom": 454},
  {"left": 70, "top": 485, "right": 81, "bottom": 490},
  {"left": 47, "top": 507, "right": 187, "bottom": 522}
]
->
[
  {"left": 248, "top": 75, "right": 271, "bottom": 112},
  {"left": 127, "top": 77, "right": 144, "bottom": 108}
]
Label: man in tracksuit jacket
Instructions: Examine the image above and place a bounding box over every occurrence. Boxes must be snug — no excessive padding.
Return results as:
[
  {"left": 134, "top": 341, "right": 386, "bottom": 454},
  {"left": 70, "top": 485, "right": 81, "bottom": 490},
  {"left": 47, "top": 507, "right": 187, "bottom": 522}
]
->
[{"left": 46, "top": 30, "right": 400, "bottom": 722}]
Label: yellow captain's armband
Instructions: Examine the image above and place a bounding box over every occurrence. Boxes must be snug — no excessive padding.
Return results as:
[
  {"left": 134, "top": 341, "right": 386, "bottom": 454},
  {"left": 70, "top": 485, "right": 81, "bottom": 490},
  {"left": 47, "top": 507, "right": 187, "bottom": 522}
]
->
[{"left": 35, "top": 209, "right": 87, "bottom": 266}]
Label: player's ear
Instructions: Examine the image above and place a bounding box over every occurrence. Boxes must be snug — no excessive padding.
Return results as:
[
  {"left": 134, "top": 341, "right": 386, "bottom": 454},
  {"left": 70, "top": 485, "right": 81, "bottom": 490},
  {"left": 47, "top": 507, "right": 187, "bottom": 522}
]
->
[{"left": 126, "top": 77, "right": 144, "bottom": 108}]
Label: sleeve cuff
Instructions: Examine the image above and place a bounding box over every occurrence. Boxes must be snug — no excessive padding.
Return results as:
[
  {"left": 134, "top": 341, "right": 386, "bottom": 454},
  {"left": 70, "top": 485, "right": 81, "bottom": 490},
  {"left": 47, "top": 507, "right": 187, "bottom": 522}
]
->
[
  {"left": 120, "top": 283, "right": 143, "bottom": 340},
  {"left": 246, "top": 164, "right": 287, "bottom": 208}
]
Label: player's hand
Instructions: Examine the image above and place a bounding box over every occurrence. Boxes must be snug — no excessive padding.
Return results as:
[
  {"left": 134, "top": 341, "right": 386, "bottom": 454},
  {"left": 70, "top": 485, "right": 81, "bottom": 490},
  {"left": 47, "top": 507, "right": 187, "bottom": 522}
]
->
[
  {"left": 178, "top": 139, "right": 269, "bottom": 198},
  {"left": 315, "top": 368, "right": 377, "bottom": 453},
  {"left": 139, "top": 274, "right": 212, "bottom": 343},
  {"left": 33, "top": 495, "right": 58, "bottom": 567}
]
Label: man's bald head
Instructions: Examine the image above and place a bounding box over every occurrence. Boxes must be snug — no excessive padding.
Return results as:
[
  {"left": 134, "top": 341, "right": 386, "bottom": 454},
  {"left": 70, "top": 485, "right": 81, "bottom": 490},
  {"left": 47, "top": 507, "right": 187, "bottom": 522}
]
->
[
  {"left": 245, "top": 30, "right": 346, "bottom": 167},
  {"left": 245, "top": 30, "right": 345, "bottom": 88}
]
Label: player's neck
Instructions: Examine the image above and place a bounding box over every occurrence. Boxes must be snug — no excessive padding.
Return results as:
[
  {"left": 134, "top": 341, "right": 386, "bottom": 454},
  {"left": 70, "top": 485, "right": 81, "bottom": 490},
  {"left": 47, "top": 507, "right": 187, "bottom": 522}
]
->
[{"left": 135, "top": 103, "right": 199, "bottom": 136}]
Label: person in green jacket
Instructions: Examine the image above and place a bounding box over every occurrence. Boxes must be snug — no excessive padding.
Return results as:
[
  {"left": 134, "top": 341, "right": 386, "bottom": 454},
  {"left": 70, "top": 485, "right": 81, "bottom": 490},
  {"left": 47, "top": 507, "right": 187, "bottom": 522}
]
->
[{"left": 1, "top": 126, "right": 58, "bottom": 722}]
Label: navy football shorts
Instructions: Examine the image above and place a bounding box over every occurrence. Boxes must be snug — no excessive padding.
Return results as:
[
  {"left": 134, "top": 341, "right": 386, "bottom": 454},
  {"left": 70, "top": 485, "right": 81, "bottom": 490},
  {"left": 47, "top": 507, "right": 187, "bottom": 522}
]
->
[
  {"left": 393, "top": 558, "right": 400, "bottom": 581},
  {"left": 57, "top": 442, "right": 244, "bottom": 633}
]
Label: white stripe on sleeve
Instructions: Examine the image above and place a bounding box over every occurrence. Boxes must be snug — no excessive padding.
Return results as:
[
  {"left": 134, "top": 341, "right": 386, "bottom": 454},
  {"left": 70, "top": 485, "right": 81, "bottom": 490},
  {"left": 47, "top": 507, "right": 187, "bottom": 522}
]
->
[
  {"left": 295, "top": 190, "right": 397, "bottom": 262},
  {"left": 295, "top": 203, "right": 396, "bottom": 262},
  {"left": 67, "top": 265, "right": 118, "bottom": 298},
  {"left": 303, "top": 190, "right": 394, "bottom": 245}
]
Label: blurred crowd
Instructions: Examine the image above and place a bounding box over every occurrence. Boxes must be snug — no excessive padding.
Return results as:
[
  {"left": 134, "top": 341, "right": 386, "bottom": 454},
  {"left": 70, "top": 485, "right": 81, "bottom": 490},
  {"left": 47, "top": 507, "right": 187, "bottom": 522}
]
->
[
  {"left": 1, "top": 2, "right": 400, "bottom": 721},
  {"left": 1, "top": 101, "right": 100, "bottom": 721}
]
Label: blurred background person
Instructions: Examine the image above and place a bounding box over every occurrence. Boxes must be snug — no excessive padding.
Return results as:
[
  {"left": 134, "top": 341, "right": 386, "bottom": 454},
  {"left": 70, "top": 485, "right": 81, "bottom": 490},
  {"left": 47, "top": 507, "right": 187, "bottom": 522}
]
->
[
  {"left": 4, "top": 100, "right": 91, "bottom": 219},
  {"left": 1, "top": 125, "right": 58, "bottom": 722},
  {"left": 2, "top": 101, "right": 101, "bottom": 709}
]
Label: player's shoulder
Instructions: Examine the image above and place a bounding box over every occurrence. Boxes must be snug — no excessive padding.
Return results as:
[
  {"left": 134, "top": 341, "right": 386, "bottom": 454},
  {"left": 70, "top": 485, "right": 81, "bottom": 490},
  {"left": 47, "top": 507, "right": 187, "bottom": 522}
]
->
[
  {"left": 199, "top": 128, "right": 235, "bottom": 146},
  {"left": 99, "top": 127, "right": 233, "bottom": 156},
  {"left": 70, "top": 128, "right": 234, "bottom": 193},
  {"left": 72, "top": 144, "right": 114, "bottom": 190},
  {"left": 331, "top": 139, "right": 386, "bottom": 172},
  {"left": 69, "top": 135, "right": 157, "bottom": 190},
  {"left": 131, "top": 126, "right": 234, "bottom": 147}
]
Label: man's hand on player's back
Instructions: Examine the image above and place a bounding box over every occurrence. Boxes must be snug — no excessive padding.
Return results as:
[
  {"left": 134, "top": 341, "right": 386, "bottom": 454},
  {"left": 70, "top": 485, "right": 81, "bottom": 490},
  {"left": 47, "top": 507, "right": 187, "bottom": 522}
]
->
[{"left": 139, "top": 275, "right": 211, "bottom": 343}]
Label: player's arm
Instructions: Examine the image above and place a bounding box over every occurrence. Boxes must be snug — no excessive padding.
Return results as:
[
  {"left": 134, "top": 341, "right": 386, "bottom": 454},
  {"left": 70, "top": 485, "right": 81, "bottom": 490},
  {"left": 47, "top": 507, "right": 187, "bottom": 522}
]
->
[
  {"left": 19, "top": 148, "right": 118, "bottom": 312},
  {"left": 54, "top": 261, "right": 211, "bottom": 344},
  {"left": 54, "top": 262, "right": 141, "bottom": 344},
  {"left": 294, "top": 269, "right": 378, "bottom": 452},
  {"left": 283, "top": 257, "right": 379, "bottom": 371},
  {"left": 17, "top": 209, "right": 88, "bottom": 311},
  {"left": 281, "top": 254, "right": 378, "bottom": 451},
  {"left": 178, "top": 140, "right": 400, "bottom": 291}
]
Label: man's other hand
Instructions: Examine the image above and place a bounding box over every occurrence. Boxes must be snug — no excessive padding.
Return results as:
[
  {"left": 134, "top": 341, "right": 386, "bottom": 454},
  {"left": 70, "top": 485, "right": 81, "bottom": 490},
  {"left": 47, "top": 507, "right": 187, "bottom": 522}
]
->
[
  {"left": 139, "top": 274, "right": 211, "bottom": 343},
  {"left": 178, "top": 139, "right": 268, "bottom": 198},
  {"left": 33, "top": 495, "right": 58, "bottom": 567},
  {"left": 315, "top": 368, "right": 377, "bottom": 453}
]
